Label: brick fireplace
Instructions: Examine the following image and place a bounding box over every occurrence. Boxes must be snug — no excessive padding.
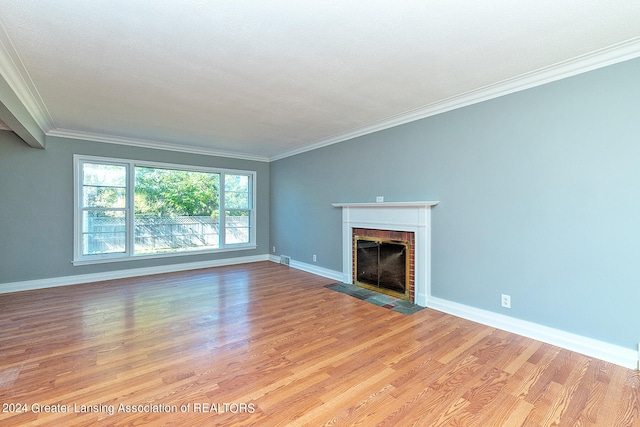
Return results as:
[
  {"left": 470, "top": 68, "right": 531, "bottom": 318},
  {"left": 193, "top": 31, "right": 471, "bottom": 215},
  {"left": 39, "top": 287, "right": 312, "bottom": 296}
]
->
[{"left": 332, "top": 201, "right": 438, "bottom": 307}]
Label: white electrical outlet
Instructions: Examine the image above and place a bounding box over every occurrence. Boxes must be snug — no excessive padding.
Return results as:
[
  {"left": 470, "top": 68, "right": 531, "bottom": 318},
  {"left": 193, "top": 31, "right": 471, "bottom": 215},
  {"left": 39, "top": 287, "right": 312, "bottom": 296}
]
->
[
  {"left": 501, "top": 294, "right": 511, "bottom": 309},
  {"left": 312, "top": 254, "right": 317, "bottom": 262},
  {"left": 272, "top": 246, "right": 276, "bottom": 253},
  {"left": 376, "top": 196, "right": 384, "bottom": 203}
]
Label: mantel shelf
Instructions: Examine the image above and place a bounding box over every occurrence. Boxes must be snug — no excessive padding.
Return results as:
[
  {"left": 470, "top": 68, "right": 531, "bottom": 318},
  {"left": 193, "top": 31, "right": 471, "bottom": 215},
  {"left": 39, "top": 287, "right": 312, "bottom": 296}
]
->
[{"left": 332, "top": 201, "right": 439, "bottom": 208}]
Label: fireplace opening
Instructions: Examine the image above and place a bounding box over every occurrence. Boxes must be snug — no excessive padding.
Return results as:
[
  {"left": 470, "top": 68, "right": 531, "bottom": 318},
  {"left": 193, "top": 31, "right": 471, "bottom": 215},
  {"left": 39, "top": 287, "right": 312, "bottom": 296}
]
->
[{"left": 354, "top": 235, "right": 409, "bottom": 300}]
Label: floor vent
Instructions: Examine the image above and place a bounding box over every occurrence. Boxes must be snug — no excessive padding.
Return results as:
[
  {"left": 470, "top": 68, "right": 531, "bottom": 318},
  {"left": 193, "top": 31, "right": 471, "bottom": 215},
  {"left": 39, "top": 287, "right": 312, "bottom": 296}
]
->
[{"left": 280, "top": 255, "right": 291, "bottom": 266}]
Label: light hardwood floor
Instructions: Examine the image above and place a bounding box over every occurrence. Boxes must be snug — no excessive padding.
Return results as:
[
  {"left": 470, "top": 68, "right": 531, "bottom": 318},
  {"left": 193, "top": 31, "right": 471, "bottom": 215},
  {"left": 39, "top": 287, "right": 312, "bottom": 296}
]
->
[{"left": 1, "top": 261, "right": 639, "bottom": 426}]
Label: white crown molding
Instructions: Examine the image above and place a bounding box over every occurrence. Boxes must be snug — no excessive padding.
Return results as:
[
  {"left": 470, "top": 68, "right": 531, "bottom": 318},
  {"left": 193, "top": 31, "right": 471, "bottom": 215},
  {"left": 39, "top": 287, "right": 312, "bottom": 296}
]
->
[
  {"left": 3, "top": 8, "right": 640, "bottom": 164},
  {"left": 47, "top": 128, "right": 270, "bottom": 162},
  {"left": 0, "top": 20, "right": 55, "bottom": 133},
  {"left": 270, "top": 36, "right": 640, "bottom": 161},
  {"left": 0, "top": 20, "right": 269, "bottom": 162}
]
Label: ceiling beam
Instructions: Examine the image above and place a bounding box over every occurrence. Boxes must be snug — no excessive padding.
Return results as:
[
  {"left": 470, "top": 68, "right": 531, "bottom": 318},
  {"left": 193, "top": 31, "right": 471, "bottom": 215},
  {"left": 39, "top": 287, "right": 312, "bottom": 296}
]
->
[
  {"left": 0, "top": 23, "right": 47, "bottom": 148},
  {"left": 0, "top": 74, "right": 46, "bottom": 149}
]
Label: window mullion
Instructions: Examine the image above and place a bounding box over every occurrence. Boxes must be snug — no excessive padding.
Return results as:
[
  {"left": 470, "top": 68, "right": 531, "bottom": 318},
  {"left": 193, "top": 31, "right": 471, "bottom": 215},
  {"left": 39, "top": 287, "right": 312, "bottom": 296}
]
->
[
  {"left": 127, "top": 162, "right": 135, "bottom": 256},
  {"left": 220, "top": 173, "right": 226, "bottom": 248},
  {"left": 250, "top": 172, "right": 255, "bottom": 245}
]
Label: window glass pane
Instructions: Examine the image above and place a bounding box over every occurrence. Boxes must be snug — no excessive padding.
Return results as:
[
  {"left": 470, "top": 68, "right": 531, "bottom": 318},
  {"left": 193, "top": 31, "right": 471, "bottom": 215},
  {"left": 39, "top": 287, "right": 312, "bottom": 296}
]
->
[
  {"left": 81, "top": 210, "right": 126, "bottom": 255},
  {"left": 83, "top": 186, "right": 126, "bottom": 208},
  {"left": 134, "top": 167, "right": 220, "bottom": 254},
  {"left": 224, "top": 174, "right": 248, "bottom": 192},
  {"left": 224, "top": 174, "right": 250, "bottom": 209},
  {"left": 225, "top": 192, "right": 248, "bottom": 209},
  {"left": 82, "top": 163, "right": 127, "bottom": 208},
  {"left": 225, "top": 210, "right": 250, "bottom": 244},
  {"left": 83, "top": 163, "right": 126, "bottom": 186}
]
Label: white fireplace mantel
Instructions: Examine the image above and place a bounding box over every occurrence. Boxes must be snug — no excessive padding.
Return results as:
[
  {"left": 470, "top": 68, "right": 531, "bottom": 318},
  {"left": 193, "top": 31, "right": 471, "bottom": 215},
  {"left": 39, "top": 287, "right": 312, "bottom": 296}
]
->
[
  {"left": 332, "top": 201, "right": 438, "bottom": 307},
  {"left": 332, "top": 201, "right": 439, "bottom": 208}
]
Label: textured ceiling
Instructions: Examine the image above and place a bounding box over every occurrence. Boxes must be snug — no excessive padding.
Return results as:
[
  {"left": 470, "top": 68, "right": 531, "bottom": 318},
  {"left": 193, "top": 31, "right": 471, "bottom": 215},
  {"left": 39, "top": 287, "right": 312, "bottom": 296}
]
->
[{"left": 1, "top": 1, "right": 640, "bottom": 160}]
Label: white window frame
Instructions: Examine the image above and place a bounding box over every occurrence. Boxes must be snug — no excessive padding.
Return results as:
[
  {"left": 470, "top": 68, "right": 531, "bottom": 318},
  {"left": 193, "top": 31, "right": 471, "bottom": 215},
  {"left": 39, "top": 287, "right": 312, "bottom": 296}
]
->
[{"left": 73, "top": 155, "right": 257, "bottom": 265}]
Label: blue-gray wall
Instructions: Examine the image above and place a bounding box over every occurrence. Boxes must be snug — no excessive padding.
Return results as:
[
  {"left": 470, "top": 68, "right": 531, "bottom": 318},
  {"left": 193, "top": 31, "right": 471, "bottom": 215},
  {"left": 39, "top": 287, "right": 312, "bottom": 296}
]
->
[
  {"left": 0, "top": 133, "right": 270, "bottom": 283},
  {"left": 2, "top": 56, "right": 639, "bottom": 351},
  {"left": 270, "top": 57, "right": 640, "bottom": 349}
]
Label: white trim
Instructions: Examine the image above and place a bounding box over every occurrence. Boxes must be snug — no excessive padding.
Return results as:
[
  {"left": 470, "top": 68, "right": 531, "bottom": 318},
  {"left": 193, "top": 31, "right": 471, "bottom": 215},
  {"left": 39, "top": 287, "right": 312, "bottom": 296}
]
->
[
  {"left": 278, "top": 255, "right": 638, "bottom": 369},
  {"left": 2, "top": 13, "right": 639, "bottom": 162},
  {"left": 268, "top": 254, "right": 280, "bottom": 263},
  {"left": 0, "top": 23, "right": 55, "bottom": 135},
  {"left": 288, "top": 259, "right": 344, "bottom": 282},
  {"left": 428, "top": 296, "right": 638, "bottom": 370},
  {"left": 270, "top": 256, "right": 344, "bottom": 282},
  {"left": 49, "top": 128, "right": 270, "bottom": 162},
  {"left": 0, "top": 255, "right": 270, "bottom": 294},
  {"left": 71, "top": 245, "right": 258, "bottom": 266},
  {"left": 332, "top": 201, "right": 439, "bottom": 208},
  {"left": 334, "top": 202, "right": 438, "bottom": 307},
  {"left": 7, "top": 253, "right": 635, "bottom": 370},
  {"left": 270, "top": 37, "right": 640, "bottom": 161}
]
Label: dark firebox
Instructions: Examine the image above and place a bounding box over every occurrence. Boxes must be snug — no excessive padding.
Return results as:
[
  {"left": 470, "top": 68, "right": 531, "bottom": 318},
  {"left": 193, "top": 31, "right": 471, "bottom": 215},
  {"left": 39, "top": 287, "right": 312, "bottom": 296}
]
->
[{"left": 356, "top": 237, "right": 407, "bottom": 296}]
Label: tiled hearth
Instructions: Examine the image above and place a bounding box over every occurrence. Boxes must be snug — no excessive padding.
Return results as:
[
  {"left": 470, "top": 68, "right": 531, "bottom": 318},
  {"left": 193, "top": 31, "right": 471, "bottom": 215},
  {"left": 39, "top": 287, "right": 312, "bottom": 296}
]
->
[{"left": 324, "top": 282, "right": 425, "bottom": 315}]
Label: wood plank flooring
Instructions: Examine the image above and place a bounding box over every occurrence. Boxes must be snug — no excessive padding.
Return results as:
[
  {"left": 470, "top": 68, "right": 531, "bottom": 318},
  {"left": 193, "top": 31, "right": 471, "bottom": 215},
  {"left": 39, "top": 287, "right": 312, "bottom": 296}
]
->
[{"left": 1, "top": 261, "right": 638, "bottom": 426}]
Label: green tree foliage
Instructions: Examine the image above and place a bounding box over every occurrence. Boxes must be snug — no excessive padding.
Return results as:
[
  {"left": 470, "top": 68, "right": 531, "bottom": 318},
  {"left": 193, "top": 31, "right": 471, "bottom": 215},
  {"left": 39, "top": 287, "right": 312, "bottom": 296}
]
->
[
  {"left": 224, "top": 174, "right": 250, "bottom": 216},
  {"left": 134, "top": 167, "right": 220, "bottom": 217},
  {"left": 82, "top": 163, "right": 127, "bottom": 217}
]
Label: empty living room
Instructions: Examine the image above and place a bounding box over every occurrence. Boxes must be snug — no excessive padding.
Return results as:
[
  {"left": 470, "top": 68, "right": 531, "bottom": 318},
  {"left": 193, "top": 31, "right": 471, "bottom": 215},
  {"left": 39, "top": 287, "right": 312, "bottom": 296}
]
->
[{"left": 2, "top": 2, "right": 640, "bottom": 426}]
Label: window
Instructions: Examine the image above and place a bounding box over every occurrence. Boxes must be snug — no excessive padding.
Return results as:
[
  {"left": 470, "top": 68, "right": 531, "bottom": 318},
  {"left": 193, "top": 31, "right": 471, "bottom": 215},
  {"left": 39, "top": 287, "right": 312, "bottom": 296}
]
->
[
  {"left": 74, "top": 155, "right": 256, "bottom": 264},
  {"left": 80, "top": 162, "right": 128, "bottom": 256},
  {"left": 223, "top": 174, "right": 251, "bottom": 245}
]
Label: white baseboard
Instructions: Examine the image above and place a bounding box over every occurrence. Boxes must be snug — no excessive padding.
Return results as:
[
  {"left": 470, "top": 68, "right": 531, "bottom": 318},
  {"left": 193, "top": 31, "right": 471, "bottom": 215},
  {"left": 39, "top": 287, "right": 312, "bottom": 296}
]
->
[
  {"left": 0, "top": 254, "right": 270, "bottom": 294},
  {"left": 268, "top": 254, "right": 281, "bottom": 264},
  {"left": 275, "top": 256, "right": 637, "bottom": 369},
  {"left": 8, "top": 255, "right": 634, "bottom": 369},
  {"left": 270, "top": 256, "right": 344, "bottom": 282},
  {"left": 289, "top": 260, "right": 344, "bottom": 282},
  {"left": 428, "top": 296, "right": 638, "bottom": 370}
]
